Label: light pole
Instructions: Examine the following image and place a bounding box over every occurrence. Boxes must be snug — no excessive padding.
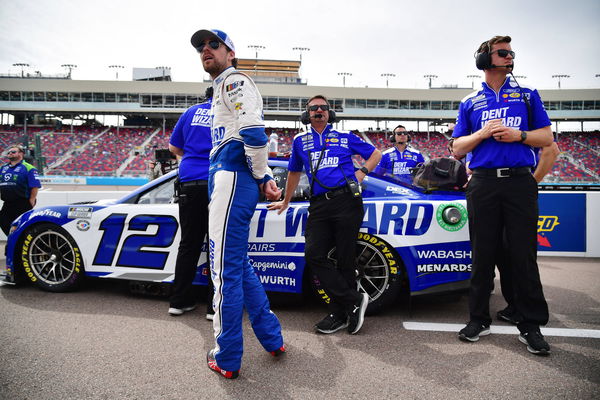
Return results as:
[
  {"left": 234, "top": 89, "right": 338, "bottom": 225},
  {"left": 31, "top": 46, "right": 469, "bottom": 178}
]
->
[
  {"left": 338, "top": 72, "right": 352, "bottom": 87},
  {"left": 467, "top": 74, "right": 480, "bottom": 89},
  {"left": 292, "top": 47, "right": 310, "bottom": 62},
  {"left": 552, "top": 74, "right": 570, "bottom": 89},
  {"left": 248, "top": 44, "right": 265, "bottom": 59},
  {"left": 381, "top": 73, "right": 396, "bottom": 88},
  {"left": 61, "top": 64, "right": 77, "bottom": 79},
  {"left": 155, "top": 66, "right": 171, "bottom": 81},
  {"left": 13, "top": 63, "right": 30, "bottom": 78},
  {"left": 424, "top": 74, "right": 438, "bottom": 89},
  {"left": 108, "top": 65, "right": 124, "bottom": 80}
]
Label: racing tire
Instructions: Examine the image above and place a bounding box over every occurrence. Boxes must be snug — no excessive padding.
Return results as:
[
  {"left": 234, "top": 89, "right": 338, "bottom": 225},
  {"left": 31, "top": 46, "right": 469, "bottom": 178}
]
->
[
  {"left": 311, "top": 232, "right": 404, "bottom": 315},
  {"left": 18, "top": 223, "right": 85, "bottom": 292}
]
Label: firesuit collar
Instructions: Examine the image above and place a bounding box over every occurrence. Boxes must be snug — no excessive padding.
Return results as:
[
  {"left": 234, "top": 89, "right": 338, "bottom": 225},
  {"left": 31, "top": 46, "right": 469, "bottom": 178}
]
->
[{"left": 191, "top": 29, "right": 235, "bottom": 52}]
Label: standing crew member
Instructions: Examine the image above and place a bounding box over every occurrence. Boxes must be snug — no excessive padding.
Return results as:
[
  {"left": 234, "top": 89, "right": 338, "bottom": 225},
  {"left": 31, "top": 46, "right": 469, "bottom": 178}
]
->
[
  {"left": 268, "top": 95, "right": 381, "bottom": 335},
  {"left": 0, "top": 145, "right": 41, "bottom": 235},
  {"left": 452, "top": 35, "right": 554, "bottom": 355},
  {"left": 191, "top": 28, "right": 284, "bottom": 379},
  {"left": 374, "top": 126, "right": 424, "bottom": 179},
  {"left": 168, "top": 86, "right": 214, "bottom": 319}
]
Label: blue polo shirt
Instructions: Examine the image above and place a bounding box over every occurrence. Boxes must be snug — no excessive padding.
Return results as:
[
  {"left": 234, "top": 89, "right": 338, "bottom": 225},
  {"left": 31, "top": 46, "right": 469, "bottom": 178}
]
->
[
  {"left": 0, "top": 161, "right": 41, "bottom": 202},
  {"left": 452, "top": 77, "right": 551, "bottom": 169},
  {"left": 288, "top": 125, "right": 376, "bottom": 196},
  {"left": 169, "top": 99, "right": 212, "bottom": 182},
  {"left": 375, "top": 146, "right": 424, "bottom": 176}
]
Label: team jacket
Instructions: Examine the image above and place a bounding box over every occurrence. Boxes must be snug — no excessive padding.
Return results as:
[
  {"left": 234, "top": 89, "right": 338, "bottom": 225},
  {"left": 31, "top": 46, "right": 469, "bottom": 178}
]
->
[
  {"left": 0, "top": 161, "right": 41, "bottom": 202},
  {"left": 210, "top": 67, "right": 272, "bottom": 182},
  {"left": 375, "top": 146, "right": 424, "bottom": 176},
  {"left": 288, "top": 125, "right": 376, "bottom": 196},
  {"left": 169, "top": 98, "right": 212, "bottom": 182},
  {"left": 452, "top": 76, "right": 551, "bottom": 169}
]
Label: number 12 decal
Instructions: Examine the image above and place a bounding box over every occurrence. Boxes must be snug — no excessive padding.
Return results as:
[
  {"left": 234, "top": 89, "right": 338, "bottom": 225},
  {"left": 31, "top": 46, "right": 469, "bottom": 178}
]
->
[{"left": 92, "top": 213, "right": 178, "bottom": 269}]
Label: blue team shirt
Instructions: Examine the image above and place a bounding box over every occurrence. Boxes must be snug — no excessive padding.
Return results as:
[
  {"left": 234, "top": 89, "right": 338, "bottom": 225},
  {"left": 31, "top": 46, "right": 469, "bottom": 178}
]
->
[
  {"left": 452, "top": 77, "right": 551, "bottom": 169},
  {"left": 169, "top": 99, "right": 212, "bottom": 182},
  {"left": 288, "top": 125, "right": 376, "bottom": 196},
  {"left": 375, "top": 146, "right": 424, "bottom": 176},
  {"left": 0, "top": 161, "right": 41, "bottom": 202}
]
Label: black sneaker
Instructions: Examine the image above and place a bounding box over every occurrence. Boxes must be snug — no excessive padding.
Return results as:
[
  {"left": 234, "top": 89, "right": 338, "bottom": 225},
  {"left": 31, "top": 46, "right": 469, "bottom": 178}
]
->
[
  {"left": 519, "top": 330, "right": 550, "bottom": 355},
  {"left": 314, "top": 313, "right": 348, "bottom": 334},
  {"left": 347, "top": 293, "right": 369, "bottom": 335},
  {"left": 458, "top": 321, "right": 491, "bottom": 342},
  {"left": 497, "top": 307, "right": 520, "bottom": 325}
]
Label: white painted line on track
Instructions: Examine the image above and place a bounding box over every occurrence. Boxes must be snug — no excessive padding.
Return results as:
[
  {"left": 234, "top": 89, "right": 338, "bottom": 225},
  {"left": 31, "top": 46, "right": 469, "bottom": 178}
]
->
[{"left": 403, "top": 322, "right": 600, "bottom": 339}]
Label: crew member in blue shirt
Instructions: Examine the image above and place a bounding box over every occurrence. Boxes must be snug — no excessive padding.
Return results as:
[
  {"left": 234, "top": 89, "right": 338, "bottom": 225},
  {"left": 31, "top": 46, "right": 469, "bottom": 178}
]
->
[
  {"left": 375, "top": 126, "right": 424, "bottom": 179},
  {"left": 452, "top": 35, "right": 554, "bottom": 355},
  {"left": 168, "top": 87, "right": 214, "bottom": 319},
  {"left": 0, "top": 145, "right": 41, "bottom": 235},
  {"left": 268, "top": 95, "right": 381, "bottom": 335}
]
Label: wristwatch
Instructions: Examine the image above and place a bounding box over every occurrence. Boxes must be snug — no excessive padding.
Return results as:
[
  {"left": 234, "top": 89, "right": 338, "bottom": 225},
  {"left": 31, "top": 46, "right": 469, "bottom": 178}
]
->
[
  {"left": 359, "top": 166, "right": 369, "bottom": 174},
  {"left": 520, "top": 130, "right": 528, "bottom": 143}
]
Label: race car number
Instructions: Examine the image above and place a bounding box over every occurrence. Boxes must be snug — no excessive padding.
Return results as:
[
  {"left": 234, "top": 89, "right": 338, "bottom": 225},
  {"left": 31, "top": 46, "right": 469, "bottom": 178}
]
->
[{"left": 92, "top": 213, "right": 178, "bottom": 269}]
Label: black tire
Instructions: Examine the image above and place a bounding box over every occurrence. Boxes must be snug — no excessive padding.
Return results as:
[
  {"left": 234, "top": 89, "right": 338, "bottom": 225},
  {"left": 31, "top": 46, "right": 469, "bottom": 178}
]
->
[
  {"left": 18, "top": 223, "right": 85, "bottom": 292},
  {"left": 311, "top": 232, "right": 404, "bottom": 315}
]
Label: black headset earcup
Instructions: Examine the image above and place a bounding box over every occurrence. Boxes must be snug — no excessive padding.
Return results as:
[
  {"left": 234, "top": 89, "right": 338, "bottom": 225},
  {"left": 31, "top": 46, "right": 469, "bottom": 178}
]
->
[
  {"left": 300, "top": 111, "right": 310, "bottom": 125},
  {"left": 475, "top": 52, "right": 490, "bottom": 70},
  {"left": 328, "top": 110, "right": 336, "bottom": 124},
  {"left": 389, "top": 133, "right": 395, "bottom": 143}
]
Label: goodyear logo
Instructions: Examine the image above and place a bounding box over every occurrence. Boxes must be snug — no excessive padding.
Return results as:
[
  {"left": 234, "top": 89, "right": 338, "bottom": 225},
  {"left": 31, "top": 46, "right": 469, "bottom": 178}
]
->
[{"left": 537, "top": 215, "right": 559, "bottom": 247}]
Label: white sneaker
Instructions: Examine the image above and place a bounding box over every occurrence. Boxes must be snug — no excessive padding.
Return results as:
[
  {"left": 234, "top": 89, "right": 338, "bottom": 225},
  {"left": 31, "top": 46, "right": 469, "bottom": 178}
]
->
[{"left": 168, "top": 305, "right": 196, "bottom": 316}]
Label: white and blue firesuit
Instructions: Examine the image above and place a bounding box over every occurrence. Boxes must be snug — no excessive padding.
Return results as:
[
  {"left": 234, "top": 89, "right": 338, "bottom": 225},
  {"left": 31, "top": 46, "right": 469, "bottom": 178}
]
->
[{"left": 208, "top": 66, "right": 283, "bottom": 372}]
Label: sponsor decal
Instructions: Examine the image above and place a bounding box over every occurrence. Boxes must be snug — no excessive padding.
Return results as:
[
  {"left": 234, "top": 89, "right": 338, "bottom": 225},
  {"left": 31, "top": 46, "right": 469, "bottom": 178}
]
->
[
  {"left": 251, "top": 259, "right": 297, "bottom": 273},
  {"left": 436, "top": 203, "right": 468, "bottom": 232},
  {"left": 471, "top": 94, "right": 486, "bottom": 104},
  {"left": 226, "top": 81, "right": 244, "bottom": 91},
  {"left": 537, "top": 193, "right": 585, "bottom": 252},
  {"left": 234, "top": 102, "right": 243, "bottom": 110},
  {"left": 417, "top": 249, "right": 471, "bottom": 259},
  {"left": 537, "top": 215, "right": 559, "bottom": 247},
  {"left": 76, "top": 220, "right": 90, "bottom": 231},
  {"left": 68, "top": 206, "right": 93, "bottom": 219},
  {"left": 385, "top": 185, "right": 411, "bottom": 195},
  {"left": 30, "top": 209, "right": 61, "bottom": 219},
  {"left": 326, "top": 138, "right": 339, "bottom": 143},
  {"left": 417, "top": 263, "right": 472, "bottom": 274},
  {"left": 502, "top": 93, "right": 509, "bottom": 98},
  {"left": 509, "top": 92, "right": 521, "bottom": 98}
]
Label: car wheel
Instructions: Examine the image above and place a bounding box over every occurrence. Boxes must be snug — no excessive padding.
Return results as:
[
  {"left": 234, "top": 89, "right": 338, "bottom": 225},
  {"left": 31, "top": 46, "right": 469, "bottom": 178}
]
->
[
  {"left": 19, "top": 223, "right": 84, "bottom": 292},
  {"left": 312, "top": 233, "right": 404, "bottom": 315}
]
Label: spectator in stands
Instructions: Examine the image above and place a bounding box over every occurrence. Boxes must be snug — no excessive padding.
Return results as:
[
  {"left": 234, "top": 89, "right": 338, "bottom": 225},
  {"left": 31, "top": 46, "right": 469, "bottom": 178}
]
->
[
  {"left": 168, "top": 86, "right": 214, "bottom": 320},
  {"left": 0, "top": 145, "right": 41, "bottom": 235},
  {"left": 268, "top": 95, "right": 381, "bottom": 335},
  {"left": 452, "top": 35, "right": 554, "bottom": 355},
  {"left": 374, "top": 125, "right": 424, "bottom": 180},
  {"left": 268, "top": 132, "right": 279, "bottom": 157}
]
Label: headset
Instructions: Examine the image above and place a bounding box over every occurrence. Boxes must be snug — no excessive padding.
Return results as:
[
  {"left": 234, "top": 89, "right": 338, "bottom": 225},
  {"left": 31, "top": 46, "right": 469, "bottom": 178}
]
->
[
  {"left": 474, "top": 37, "right": 514, "bottom": 71},
  {"left": 300, "top": 96, "right": 336, "bottom": 125},
  {"left": 389, "top": 125, "right": 410, "bottom": 144}
]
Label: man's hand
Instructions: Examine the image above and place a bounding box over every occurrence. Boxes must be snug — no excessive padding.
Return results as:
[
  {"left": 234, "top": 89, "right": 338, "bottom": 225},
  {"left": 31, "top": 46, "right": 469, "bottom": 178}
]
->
[
  {"left": 492, "top": 124, "right": 521, "bottom": 142},
  {"left": 261, "top": 179, "right": 282, "bottom": 201},
  {"left": 267, "top": 199, "right": 289, "bottom": 215},
  {"left": 479, "top": 119, "right": 502, "bottom": 140}
]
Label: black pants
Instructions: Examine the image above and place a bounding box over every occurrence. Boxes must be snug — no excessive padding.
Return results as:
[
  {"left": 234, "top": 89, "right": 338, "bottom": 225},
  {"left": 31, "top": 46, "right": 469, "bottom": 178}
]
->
[
  {"left": 305, "top": 192, "right": 364, "bottom": 317},
  {"left": 0, "top": 199, "right": 32, "bottom": 236},
  {"left": 170, "top": 182, "right": 213, "bottom": 309},
  {"left": 466, "top": 173, "right": 548, "bottom": 333}
]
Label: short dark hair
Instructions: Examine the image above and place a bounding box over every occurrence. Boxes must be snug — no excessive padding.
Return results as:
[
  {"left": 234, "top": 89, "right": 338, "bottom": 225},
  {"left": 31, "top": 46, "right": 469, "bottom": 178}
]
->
[
  {"left": 393, "top": 125, "right": 406, "bottom": 133},
  {"left": 477, "top": 35, "right": 511, "bottom": 54},
  {"left": 232, "top": 57, "right": 238, "bottom": 68},
  {"left": 306, "top": 95, "right": 329, "bottom": 109}
]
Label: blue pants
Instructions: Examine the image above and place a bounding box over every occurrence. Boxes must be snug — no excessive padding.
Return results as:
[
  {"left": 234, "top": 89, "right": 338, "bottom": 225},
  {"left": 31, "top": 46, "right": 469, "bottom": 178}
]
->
[{"left": 208, "top": 169, "right": 283, "bottom": 371}]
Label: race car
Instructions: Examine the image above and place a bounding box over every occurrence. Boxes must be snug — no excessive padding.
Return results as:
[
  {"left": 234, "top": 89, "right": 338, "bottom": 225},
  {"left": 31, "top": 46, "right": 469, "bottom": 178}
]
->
[{"left": 3, "top": 159, "right": 471, "bottom": 313}]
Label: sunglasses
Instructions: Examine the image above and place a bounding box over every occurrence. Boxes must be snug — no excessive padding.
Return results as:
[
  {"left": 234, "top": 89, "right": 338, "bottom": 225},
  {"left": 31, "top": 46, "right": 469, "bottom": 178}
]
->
[
  {"left": 7, "top": 150, "right": 19, "bottom": 154},
  {"left": 492, "top": 49, "right": 515, "bottom": 59},
  {"left": 196, "top": 40, "right": 221, "bottom": 53},
  {"left": 308, "top": 104, "right": 329, "bottom": 112}
]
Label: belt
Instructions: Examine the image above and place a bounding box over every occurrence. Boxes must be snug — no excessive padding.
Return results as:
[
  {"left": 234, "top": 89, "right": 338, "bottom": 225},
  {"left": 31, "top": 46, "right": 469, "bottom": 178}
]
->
[
  {"left": 311, "top": 186, "right": 350, "bottom": 202},
  {"left": 472, "top": 167, "right": 532, "bottom": 178},
  {"left": 180, "top": 179, "right": 208, "bottom": 187}
]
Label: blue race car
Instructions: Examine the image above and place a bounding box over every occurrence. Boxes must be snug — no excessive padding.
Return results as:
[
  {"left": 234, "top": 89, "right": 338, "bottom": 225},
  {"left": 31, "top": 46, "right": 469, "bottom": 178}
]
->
[{"left": 3, "top": 159, "right": 471, "bottom": 313}]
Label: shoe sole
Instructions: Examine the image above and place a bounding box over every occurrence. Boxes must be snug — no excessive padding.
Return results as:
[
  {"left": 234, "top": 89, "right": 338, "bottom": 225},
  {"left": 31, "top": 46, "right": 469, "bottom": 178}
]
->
[
  {"left": 168, "top": 305, "right": 196, "bottom": 316},
  {"left": 497, "top": 313, "right": 518, "bottom": 325},
  {"left": 315, "top": 322, "right": 349, "bottom": 334},
  {"left": 458, "top": 328, "right": 491, "bottom": 342},
  {"left": 349, "top": 293, "right": 369, "bottom": 335},
  {"left": 518, "top": 335, "right": 550, "bottom": 355},
  {"left": 207, "top": 350, "right": 240, "bottom": 379}
]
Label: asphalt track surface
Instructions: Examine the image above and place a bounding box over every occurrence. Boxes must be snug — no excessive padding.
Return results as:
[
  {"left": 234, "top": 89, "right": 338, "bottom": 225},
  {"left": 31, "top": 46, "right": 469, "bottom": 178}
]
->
[{"left": 1, "top": 247, "right": 599, "bottom": 399}]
